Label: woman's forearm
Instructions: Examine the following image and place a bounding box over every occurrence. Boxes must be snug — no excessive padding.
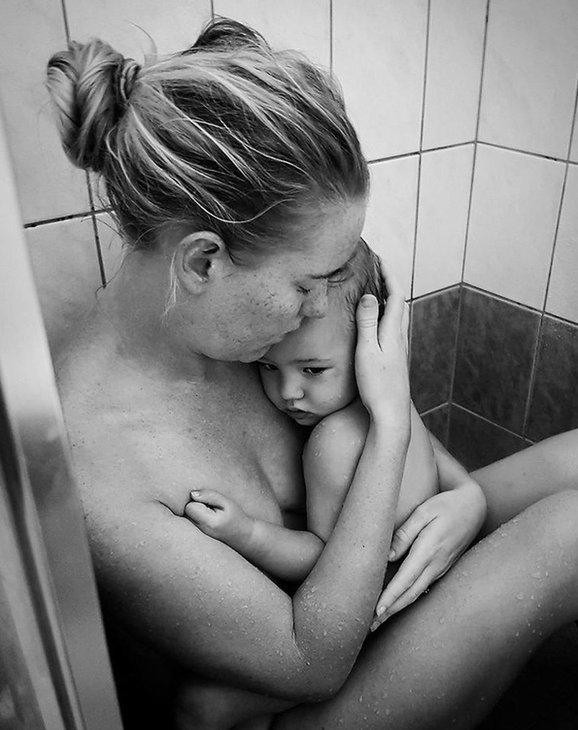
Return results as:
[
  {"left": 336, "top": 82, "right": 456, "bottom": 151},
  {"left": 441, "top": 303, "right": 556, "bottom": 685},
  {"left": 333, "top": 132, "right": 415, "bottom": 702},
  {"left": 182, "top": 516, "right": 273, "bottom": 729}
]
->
[{"left": 290, "top": 417, "right": 409, "bottom": 697}]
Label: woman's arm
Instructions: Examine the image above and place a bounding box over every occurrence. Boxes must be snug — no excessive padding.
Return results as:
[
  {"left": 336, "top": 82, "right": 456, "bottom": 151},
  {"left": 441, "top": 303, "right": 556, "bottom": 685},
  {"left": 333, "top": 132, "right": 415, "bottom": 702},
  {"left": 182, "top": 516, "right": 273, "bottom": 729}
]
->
[
  {"left": 83, "top": 279, "right": 411, "bottom": 703},
  {"left": 372, "top": 429, "right": 487, "bottom": 627},
  {"left": 184, "top": 488, "right": 324, "bottom": 582}
]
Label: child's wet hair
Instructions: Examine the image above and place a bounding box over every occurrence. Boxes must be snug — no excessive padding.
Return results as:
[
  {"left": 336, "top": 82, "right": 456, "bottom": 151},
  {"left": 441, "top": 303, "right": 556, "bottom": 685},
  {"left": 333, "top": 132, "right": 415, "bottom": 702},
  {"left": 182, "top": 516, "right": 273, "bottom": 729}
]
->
[{"left": 340, "top": 239, "right": 388, "bottom": 324}]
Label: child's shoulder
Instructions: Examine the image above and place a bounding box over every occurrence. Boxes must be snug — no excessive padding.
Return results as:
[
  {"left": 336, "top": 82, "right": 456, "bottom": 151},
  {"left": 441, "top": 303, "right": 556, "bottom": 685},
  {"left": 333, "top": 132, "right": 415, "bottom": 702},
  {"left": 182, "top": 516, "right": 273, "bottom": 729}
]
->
[{"left": 306, "top": 400, "right": 369, "bottom": 453}]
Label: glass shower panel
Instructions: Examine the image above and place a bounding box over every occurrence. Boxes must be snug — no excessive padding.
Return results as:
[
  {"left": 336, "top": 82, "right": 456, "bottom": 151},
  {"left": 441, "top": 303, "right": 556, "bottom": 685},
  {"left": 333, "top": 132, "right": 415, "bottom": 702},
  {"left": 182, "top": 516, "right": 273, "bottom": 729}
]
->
[{"left": 0, "top": 102, "right": 123, "bottom": 730}]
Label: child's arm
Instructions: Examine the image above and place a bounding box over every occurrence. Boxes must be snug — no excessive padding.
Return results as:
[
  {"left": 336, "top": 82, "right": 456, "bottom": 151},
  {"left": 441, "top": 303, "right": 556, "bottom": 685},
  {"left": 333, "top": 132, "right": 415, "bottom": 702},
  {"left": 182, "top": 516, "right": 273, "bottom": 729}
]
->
[{"left": 184, "top": 490, "right": 324, "bottom": 582}]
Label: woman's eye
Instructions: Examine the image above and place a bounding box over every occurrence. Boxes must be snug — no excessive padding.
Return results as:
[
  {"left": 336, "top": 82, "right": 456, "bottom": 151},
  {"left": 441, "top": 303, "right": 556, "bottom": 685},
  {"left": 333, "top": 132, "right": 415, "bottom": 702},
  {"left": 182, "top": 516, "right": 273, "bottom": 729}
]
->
[
  {"left": 303, "top": 367, "right": 327, "bottom": 376},
  {"left": 257, "top": 362, "right": 277, "bottom": 371},
  {"left": 298, "top": 286, "right": 311, "bottom": 295}
]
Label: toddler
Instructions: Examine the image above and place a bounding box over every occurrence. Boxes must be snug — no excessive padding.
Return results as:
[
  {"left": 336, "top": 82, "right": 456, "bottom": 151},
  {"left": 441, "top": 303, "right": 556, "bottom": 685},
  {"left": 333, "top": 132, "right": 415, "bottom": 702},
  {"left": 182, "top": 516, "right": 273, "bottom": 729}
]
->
[{"left": 185, "top": 240, "right": 439, "bottom": 592}]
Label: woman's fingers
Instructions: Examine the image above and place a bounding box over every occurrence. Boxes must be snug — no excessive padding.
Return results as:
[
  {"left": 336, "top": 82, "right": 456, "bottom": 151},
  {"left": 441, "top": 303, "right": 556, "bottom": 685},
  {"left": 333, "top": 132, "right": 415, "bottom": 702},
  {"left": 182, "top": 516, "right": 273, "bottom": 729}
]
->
[
  {"left": 376, "top": 541, "right": 432, "bottom": 615},
  {"left": 389, "top": 508, "right": 435, "bottom": 561},
  {"left": 356, "top": 294, "right": 379, "bottom": 341},
  {"left": 370, "top": 568, "right": 434, "bottom": 631}
]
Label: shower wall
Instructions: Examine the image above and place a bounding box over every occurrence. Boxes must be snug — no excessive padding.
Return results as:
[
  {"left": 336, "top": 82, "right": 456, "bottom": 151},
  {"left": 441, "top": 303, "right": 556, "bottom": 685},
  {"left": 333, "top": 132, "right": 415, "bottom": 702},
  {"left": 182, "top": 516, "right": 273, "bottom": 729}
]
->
[{"left": 1, "top": 0, "right": 577, "bottom": 469}]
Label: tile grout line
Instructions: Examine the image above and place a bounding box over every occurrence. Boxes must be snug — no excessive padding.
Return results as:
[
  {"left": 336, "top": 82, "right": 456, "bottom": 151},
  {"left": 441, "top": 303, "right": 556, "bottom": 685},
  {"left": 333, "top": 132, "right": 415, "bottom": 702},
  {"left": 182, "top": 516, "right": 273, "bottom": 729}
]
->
[
  {"left": 86, "top": 174, "right": 107, "bottom": 288},
  {"left": 521, "top": 75, "right": 578, "bottom": 437},
  {"left": 60, "top": 0, "right": 71, "bottom": 43},
  {"left": 449, "top": 0, "right": 491, "bottom": 418},
  {"left": 408, "top": 0, "right": 431, "bottom": 362},
  {"left": 476, "top": 139, "right": 575, "bottom": 165},
  {"left": 452, "top": 402, "right": 533, "bottom": 443},
  {"left": 459, "top": 0, "right": 490, "bottom": 285},
  {"left": 329, "top": 0, "right": 333, "bottom": 76}
]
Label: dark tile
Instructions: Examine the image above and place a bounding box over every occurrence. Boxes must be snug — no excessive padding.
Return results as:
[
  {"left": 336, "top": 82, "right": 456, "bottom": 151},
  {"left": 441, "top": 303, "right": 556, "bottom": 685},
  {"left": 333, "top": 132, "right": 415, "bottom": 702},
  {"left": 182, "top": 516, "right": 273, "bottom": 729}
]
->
[
  {"left": 420, "top": 404, "right": 449, "bottom": 446},
  {"left": 448, "top": 405, "right": 529, "bottom": 472},
  {"left": 527, "top": 316, "right": 578, "bottom": 442},
  {"left": 410, "top": 286, "right": 460, "bottom": 412},
  {"left": 453, "top": 288, "right": 540, "bottom": 433}
]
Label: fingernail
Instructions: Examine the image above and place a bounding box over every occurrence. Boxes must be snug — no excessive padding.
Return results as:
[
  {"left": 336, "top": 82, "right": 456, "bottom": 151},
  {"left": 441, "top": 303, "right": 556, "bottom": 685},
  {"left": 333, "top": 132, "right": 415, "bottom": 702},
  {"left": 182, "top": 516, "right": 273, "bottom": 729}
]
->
[
  {"left": 190, "top": 490, "right": 199, "bottom": 497},
  {"left": 360, "top": 295, "right": 373, "bottom": 308},
  {"left": 376, "top": 605, "right": 387, "bottom": 616},
  {"left": 370, "top": 622, "right": 379, "bottom": 632},
  {"left": 388, "top": 550, "right": 395, "bottom": 560}
]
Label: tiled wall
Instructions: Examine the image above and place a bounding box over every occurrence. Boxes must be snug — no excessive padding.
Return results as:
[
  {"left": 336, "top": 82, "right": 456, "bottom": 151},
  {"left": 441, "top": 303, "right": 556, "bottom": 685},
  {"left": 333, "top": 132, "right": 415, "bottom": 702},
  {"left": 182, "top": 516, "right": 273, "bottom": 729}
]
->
[
  {"left": 1, "top": 1, "right": 577, "bottom": 470},
  {"left": 411, "top": 0, "right": 578, "bottom": 470}
]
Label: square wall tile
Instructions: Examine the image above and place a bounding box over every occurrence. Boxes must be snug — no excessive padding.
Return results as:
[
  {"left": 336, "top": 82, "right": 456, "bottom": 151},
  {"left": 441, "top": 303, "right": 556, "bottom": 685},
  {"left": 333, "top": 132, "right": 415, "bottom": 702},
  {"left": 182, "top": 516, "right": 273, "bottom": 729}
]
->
[
  {"left": 65, "top": 0, "right": 211, "bottom": 57},
  {"left": 420, "top": 404, "right": 449, "bottom": 447},
  {"left": 454, "top": 287, "right": 540, "bottom": 433},
  {"left": 410, "top": 286, "right": 460, "bottom": 413},
  {"left": 464, "top": 145, "right": 565, "bottom": 309},
  {"left": 422, "top": 0, "right": 486, "bottom": 150},
  {"left": 333, "top": 0, "right": 427, "bottom": 160},
  {"left": 527, "top": 316, "right": 578, "bottom": 442},
  {"left": 214, "top": 0, "right": 330, "bottom": 68},
  {"left": 547, "top": 165, "right": 578, "bottom": 323},
  {"left": 479, "top": 0, "right": 578, "bottom": 159},
  {"left": 448, "top": 405, "right": 528, "bottom": 472},
  {"left": 26, "top": 217, "right": 103, "bottom": 359},
  {"left": 0, "top": 0, "right": 90, "bottom": 224},
  {"left": 413, "top": 145, "right": 473, "bottom": 297},
  {"left": 364, "top": 157, "right": 419, "bottom": 296}
]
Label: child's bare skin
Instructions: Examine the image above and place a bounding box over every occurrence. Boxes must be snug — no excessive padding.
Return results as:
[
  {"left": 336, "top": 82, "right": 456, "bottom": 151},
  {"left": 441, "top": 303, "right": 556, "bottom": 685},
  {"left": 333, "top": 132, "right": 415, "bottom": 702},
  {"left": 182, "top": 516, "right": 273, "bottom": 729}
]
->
[{"left": 182, "top": 259, "right": 483, "bottom": 729}]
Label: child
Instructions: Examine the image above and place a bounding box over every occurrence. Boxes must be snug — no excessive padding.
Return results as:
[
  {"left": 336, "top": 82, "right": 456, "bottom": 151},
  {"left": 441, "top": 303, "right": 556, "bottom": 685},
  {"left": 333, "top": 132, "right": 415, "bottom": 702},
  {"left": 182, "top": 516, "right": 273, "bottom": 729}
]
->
[
  {"left": 179, "top": 242, "right": 481, "bottom": 729},
  {"left": 184, "top": 240, "right": 439, "bottom": 594}
]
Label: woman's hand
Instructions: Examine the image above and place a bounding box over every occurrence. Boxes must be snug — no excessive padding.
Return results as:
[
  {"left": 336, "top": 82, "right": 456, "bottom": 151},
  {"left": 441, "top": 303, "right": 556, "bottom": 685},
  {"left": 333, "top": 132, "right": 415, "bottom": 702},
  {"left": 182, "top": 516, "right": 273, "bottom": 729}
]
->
[
  {"left": 370, "top": 480, "right": 486, "bottom": 630},
  {"left": 355, "top": 264, "right": 410, "bottom": 428}
]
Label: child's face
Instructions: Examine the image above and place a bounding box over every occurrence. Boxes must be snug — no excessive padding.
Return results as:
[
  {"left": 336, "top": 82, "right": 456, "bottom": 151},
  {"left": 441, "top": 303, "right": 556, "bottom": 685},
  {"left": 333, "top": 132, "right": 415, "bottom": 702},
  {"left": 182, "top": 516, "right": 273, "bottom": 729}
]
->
[{"left": 257, "top": 307, "right": 357, "bottom": 427}]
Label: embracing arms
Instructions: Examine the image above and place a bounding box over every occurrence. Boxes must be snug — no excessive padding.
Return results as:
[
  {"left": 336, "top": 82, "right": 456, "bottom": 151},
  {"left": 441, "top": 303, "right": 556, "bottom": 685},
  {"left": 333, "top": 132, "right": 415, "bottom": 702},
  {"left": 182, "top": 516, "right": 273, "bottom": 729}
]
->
[{"left": 83, "top": 276, "right": 411, "bottom": 703}]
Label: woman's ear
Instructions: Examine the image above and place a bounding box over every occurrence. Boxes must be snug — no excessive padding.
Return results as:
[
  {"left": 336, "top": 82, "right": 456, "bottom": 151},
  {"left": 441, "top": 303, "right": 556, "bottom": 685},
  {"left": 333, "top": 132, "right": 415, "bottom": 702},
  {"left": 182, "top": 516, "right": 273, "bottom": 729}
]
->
[{"left": 174, "top": 231, "right": 228, "bottom": 294}]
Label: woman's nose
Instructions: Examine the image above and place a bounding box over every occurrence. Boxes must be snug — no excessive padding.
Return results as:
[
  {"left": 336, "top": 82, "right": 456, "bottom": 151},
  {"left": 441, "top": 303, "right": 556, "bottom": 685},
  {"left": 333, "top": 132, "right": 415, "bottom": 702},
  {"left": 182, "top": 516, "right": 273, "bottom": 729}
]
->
[
  {"left": 280, "top": 375, "right": 304, "bottom": 402},
  {"left": 300, "top": 281, "right": 328, "bottom": 319}
]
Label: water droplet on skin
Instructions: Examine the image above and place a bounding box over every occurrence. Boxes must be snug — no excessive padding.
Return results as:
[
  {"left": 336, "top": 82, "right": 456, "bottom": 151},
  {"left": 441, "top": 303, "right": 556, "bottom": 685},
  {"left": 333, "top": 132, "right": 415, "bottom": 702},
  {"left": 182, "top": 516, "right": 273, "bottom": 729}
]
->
[
  {"left": 515, "top": 631, "right": 520, "bottom": 637},
  {"left": 385, "top": 708, "right": 391, "bottom": 716},
  {"left": 516, "top": 593, "right": 525, "bottom": 600},
  {"left": 358, "top": 695, "right": 363, "bottom": 703}
]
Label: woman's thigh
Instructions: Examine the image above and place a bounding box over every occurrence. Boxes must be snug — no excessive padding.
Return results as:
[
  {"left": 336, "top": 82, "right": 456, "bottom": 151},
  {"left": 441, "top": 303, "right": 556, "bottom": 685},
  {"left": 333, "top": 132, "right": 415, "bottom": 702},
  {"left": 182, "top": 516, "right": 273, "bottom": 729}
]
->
[
  {"left": 471, "top": 428, "right": 578, "bottom": 534},
  {"left": 273, "top": 491, "right": 578, "bottom": 730}
]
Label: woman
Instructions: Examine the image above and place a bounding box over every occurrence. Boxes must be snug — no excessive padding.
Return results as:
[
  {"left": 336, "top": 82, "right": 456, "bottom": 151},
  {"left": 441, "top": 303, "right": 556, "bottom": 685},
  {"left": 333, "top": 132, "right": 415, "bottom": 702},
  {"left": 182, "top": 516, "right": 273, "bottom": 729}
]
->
[{"left": 47, "top": 19, "right": 578, "bottom": 729}]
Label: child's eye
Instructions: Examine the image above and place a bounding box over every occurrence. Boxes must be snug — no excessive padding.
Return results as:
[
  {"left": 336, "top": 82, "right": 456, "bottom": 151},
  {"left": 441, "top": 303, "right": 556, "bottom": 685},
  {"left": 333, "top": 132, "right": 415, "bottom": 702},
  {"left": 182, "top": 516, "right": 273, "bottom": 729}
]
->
[
  {"left": 257, "top": 362, "right": 277, "bottom": 371},
  {"left": 303, "top": 367, "right": 327, "bottom": 376}
]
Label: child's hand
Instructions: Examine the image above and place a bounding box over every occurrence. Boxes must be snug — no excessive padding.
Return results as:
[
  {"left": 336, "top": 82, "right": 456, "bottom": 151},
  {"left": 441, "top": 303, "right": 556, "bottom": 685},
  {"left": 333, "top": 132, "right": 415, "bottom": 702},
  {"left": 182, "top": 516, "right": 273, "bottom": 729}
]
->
[
  {"left": 185, "top": 489, "right": 255, "bottom": 550},
  {"left": 354, "top": 262, "right": 410, "bottom": 427}
]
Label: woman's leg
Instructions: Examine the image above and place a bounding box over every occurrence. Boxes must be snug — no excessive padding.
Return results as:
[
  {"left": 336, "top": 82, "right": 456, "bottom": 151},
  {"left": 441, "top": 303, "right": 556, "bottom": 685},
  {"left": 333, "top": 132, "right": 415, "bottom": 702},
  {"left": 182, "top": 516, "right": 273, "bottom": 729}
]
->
[
  {"left": 471, "top": 428, "right": 578, "bottom": 534},
  {"left": 273, "top": 490, "right": 578, "bottom": 730}
]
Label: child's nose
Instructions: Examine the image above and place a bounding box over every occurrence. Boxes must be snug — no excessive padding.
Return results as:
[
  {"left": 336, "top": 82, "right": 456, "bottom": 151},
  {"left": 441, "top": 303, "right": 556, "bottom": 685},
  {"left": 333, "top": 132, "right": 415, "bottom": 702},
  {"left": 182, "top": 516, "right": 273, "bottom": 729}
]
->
[{"left": 280, "top": 375, "right": 304, "bottom": 402}]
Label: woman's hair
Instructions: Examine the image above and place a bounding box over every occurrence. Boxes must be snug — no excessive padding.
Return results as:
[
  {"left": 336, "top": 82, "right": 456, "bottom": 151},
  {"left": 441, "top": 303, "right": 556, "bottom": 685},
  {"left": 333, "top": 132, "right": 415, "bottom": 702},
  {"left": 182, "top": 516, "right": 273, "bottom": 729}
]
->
[
  {"left": 339, "top": 239, "right": 388, "bottom": 325},
  {"left": 46, "top": 18, "right": 369, "bottom": 260}
]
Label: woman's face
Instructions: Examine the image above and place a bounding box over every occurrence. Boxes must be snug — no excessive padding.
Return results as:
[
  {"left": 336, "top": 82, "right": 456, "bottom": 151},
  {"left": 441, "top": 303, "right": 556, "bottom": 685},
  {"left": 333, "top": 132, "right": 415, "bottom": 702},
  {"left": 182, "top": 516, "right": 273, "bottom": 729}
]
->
[{"left": 196, "top": 199, "right": 366, "bottom": 362}]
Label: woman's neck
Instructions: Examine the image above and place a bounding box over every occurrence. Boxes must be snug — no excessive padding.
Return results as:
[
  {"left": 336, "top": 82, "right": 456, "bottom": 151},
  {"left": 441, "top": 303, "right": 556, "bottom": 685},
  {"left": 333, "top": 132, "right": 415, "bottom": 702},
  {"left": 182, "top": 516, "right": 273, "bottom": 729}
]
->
[{"left": 94, "top": 249, "right": 236, "bottom": 382}]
